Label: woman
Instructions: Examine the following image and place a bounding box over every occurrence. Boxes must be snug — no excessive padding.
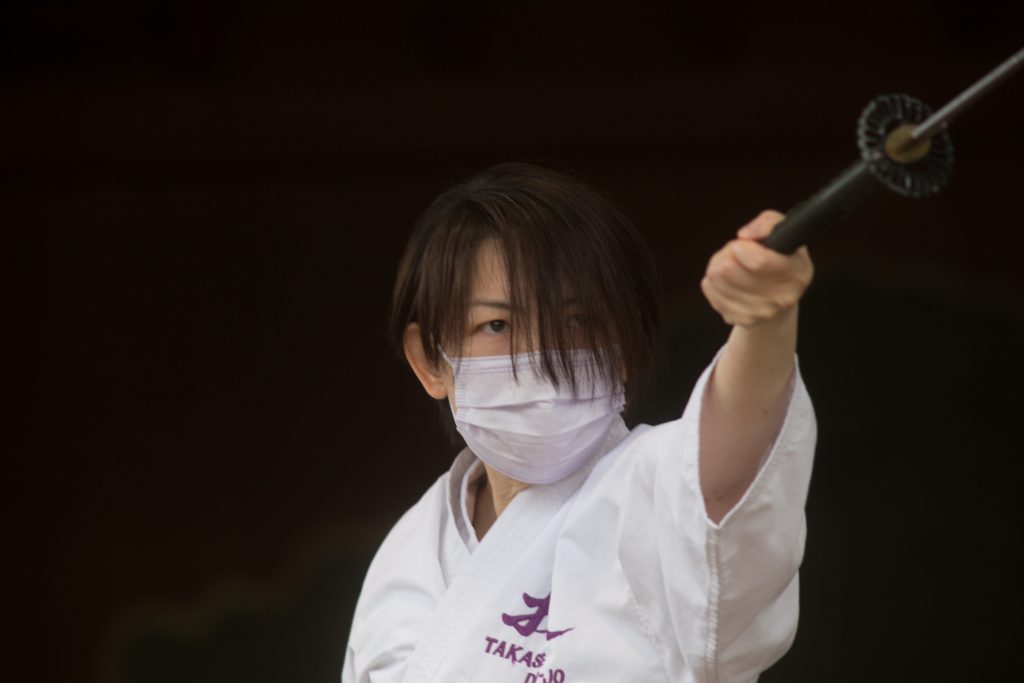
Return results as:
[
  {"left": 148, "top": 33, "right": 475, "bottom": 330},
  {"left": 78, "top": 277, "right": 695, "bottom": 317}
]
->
[{"left": 343, "top": 162, "right": 816, "bottom": 683}]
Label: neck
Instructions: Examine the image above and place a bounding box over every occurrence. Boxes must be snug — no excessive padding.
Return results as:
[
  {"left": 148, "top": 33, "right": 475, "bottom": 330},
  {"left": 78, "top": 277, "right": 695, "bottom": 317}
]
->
[
  {"left": 485, "top": 464, "right": 531, "bottom": 514},
  {"left": 472, "top": 464, "right": 530, "bottom": 540}
]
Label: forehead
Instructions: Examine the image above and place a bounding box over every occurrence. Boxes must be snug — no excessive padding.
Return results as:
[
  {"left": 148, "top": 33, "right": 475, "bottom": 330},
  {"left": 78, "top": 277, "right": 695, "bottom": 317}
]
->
[{"left": 469, "top": 238, "right": 510, "bottom": 301}]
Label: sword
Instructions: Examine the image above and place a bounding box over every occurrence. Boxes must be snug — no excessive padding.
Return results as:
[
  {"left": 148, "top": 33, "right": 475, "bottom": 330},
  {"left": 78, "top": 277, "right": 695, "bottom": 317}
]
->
[{"left": 761, "top": 46, "right": 1024, "bottom": 254}]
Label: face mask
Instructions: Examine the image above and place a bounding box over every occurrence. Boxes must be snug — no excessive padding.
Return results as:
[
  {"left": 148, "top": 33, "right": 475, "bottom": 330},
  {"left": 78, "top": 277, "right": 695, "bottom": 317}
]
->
[{"left": 442, "top": 350, "right": 625, "bottom": 484}]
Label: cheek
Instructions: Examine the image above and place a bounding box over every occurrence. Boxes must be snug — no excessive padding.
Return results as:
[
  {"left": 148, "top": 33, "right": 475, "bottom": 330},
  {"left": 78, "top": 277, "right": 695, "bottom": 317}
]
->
[{"left": 464, "top": 333, "right": 512, "bottom": 357}]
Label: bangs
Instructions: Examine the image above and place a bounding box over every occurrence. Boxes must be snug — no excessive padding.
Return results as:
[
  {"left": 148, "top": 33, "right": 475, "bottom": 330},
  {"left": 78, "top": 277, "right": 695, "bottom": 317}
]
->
[{"left": 390, "top": 163, "right": 660, "bottom": 402}]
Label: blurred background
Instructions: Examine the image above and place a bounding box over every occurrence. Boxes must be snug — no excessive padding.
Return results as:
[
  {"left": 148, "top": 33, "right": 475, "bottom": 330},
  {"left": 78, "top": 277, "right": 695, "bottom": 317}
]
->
[{"left": 10, "top": 1, "right": 1023, "bottom": 681}]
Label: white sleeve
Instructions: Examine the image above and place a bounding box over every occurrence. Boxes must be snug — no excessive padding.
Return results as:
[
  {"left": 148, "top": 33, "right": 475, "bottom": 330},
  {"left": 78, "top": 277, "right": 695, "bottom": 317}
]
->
[
  {"left": 341, "top": 645, "right": 357, "bottom": 683},
  {"left": 615, "top": 352, "right": 817, "bottom": 682}
]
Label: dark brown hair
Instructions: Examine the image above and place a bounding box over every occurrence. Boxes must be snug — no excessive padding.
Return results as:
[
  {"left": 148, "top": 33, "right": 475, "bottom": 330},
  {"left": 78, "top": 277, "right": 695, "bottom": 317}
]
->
[{"left": 389, "top": 162, "right": 660, "bottom": 403}]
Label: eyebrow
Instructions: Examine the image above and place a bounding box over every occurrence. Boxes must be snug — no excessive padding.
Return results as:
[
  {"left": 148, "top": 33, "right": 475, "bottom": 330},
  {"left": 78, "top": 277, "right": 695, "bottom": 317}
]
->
[
  {"left": 469, "top": 298, "right": 581, "bottom": 309},
  {"left": 470, "top": 299, "right": 513, "bottom": 309}
]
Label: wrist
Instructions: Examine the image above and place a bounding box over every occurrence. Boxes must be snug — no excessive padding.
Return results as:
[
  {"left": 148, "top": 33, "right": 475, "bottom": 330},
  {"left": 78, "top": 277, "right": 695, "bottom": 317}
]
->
[{"left": 735, "top": 303, "right": 798, "bottom": 331}]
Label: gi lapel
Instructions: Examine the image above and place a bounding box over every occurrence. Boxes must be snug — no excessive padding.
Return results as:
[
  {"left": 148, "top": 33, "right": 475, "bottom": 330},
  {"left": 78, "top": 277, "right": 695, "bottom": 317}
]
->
[{"left": 401, "top": 453, "right": 597, "bottom": 683}]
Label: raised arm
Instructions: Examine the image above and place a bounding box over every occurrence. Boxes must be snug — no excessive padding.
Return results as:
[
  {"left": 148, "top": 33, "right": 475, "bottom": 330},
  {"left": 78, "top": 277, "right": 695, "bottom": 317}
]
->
[{"left": 698, "top": 210, "right": 814, "bottom": 523}]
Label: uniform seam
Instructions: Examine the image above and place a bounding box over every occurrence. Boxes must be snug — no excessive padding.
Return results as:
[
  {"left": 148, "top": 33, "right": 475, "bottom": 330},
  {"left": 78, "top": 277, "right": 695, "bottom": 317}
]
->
[{"left": 704, "top": 526, "right": 722, "bottom": 683}]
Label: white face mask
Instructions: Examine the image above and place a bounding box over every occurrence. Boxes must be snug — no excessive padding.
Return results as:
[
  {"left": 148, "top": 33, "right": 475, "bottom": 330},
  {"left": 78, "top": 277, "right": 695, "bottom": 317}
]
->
[{"left": 443, "top": 350, "right": 625, "bottom": 484}]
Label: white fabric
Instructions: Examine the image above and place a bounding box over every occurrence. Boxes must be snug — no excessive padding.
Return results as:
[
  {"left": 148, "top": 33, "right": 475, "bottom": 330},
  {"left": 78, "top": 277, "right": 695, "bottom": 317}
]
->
[
  {"left": 458, "top": 460, "right": 486, "bottom": 552},
  {"left": 343, "top": 352, "right": 816, "bottom": 683}
]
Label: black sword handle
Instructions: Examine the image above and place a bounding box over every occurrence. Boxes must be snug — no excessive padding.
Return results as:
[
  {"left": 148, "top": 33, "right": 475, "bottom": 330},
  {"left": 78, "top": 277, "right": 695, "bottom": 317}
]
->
[{"left": 761, "top": 160, "right": 881, "bottom": 254}]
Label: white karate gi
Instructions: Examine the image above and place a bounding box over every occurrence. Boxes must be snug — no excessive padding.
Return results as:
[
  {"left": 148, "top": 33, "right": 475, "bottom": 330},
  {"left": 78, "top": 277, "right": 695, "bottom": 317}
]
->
[{"left": 343, "top": 353, "right": 816, "bottom": 683}]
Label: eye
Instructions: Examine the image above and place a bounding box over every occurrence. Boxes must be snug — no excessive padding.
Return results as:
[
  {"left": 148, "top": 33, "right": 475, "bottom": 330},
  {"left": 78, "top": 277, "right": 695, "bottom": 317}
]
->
[{"left": 481, "top": 319, "right": 510, "bottom": 335}]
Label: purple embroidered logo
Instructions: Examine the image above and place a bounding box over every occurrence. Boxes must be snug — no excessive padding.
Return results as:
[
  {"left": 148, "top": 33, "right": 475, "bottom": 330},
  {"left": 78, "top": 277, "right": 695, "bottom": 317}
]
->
[{"left": 501, "top": 593, "right": 573, "bottom": 641}]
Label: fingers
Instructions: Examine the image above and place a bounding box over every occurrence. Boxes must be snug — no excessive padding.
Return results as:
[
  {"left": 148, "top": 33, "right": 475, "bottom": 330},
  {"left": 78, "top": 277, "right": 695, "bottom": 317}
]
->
[
  {"left": 734, "top": 210, "right": 795, "bottom": 277},
  {"left": 702, "top": 268, "right": 799, "bottom": 326},
  {"left": 709, "top": 236, "right": 813, "bottom": 282},
  {"left": 703, "top": 245, "right": 774, "bottom": 326},
  {"left": 702, "top": 215, "right": 815, "bottom": 328},
  {"left": 737, "top": 209, "right": 785, "bottom": 240},
  {"left": 701, "top": 275, "right": 767, "bottom": 327},
  {"left": 730, "top": 239, "right": 786, "bottom": 275}
]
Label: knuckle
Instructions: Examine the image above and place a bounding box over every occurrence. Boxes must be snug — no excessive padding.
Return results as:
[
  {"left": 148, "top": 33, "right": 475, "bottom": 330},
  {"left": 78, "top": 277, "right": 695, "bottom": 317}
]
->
[
  {"left": 776, "top": 296, "right": 796, "bottom": 312},
  {"left": 801, "top": 266, "right": 815, "bottom": 287},
  {"left": 701, "top": 284, "right": 722, "bottom": 309},
  {"left": 706, "top": 254, "right": 727, "bottom": 278}
]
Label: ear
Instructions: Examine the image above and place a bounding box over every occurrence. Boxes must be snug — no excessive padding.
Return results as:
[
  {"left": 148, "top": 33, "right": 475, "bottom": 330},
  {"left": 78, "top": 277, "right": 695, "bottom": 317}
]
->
[{"left": 403, "top": 322, "right": 450, "bottom": 400}]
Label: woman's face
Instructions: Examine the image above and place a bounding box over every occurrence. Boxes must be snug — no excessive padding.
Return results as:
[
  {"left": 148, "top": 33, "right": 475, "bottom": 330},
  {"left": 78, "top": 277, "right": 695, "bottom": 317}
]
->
[
  {"left": 403, "top": 238, "right": 589, "bottom": 408},
  {"left": 438, "top": 238, "right": 586, "bottom": 402},
  {"left": 459, "top": 238, "right": 517, "bottom": 358},
  {"left": 430, "top": 239, "right": 514, "bottom": 405},
  {"left": 455, "top": 238, "right": 587, "bottom": 357}
]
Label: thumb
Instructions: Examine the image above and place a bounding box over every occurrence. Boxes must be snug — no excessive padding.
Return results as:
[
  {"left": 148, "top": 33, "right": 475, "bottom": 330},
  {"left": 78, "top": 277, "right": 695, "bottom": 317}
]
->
[
  {"left": 731, "top": 239, "right": 768, "bottom": 271},
  {"left": 738, "top": 210, "right": 785, "bottom": 240}
]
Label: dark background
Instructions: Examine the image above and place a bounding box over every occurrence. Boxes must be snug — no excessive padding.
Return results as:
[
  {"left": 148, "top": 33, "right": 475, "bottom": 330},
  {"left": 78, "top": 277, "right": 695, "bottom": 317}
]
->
[{"left": 10, "top": 1, "right": 1024, "bottom": 681}]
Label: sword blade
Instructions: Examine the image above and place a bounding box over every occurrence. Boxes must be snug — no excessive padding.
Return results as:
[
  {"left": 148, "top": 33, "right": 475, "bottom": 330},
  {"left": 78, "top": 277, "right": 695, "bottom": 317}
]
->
[{"left": 910, "top": 46, "right": 1024, "bottom": 142}]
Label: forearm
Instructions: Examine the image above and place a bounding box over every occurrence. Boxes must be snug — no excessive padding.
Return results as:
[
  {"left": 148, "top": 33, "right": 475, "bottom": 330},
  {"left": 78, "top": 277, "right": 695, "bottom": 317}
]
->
[
  {"left": 699, "top": 306, "right": 798, "bottom": 522},
  {"left": 695, "top": 209, "right": 812, "bottom": 521}
]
